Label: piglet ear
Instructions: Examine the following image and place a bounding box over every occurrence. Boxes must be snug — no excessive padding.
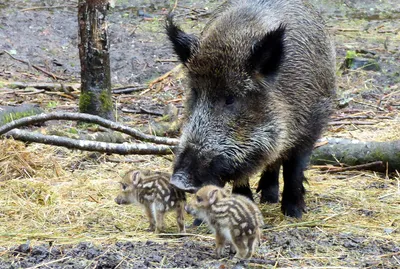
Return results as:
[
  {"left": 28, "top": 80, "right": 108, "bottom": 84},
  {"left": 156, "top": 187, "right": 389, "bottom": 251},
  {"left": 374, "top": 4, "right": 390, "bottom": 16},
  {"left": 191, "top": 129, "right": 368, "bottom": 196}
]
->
[
  {"left": 248, "top": 24, "right": 286, "bottom": 77},
  {"left": 166, "top": 14, "right": 199, "bottom": 63},
  {"left": 208, "top": 189, "right": 219, "bottom": 205},
  {"left": 131, "top": 171, "right": 141, "bottom": 186}
]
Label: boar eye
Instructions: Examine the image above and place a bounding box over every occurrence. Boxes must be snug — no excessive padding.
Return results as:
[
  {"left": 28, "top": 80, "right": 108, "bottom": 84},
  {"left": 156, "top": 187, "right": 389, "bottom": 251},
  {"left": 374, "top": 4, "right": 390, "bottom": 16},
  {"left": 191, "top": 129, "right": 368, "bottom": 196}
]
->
[
  {"left": 196, "top": 195, "right": 203, "bottom": 203},
  {"left": 191, "top": 88, "right": 198, "bottom": 96},
  {"left": 225, "top": 95, "right": 235, "bottom": 105}
]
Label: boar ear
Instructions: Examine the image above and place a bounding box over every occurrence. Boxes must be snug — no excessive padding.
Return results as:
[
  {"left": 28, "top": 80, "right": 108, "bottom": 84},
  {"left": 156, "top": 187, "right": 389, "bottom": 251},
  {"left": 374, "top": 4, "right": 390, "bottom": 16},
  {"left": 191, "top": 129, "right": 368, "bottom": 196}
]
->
[
  {"left": 248, "top": 24, "right": 286, "bottom": 77},
  {"left": 208, "top": 189, "right": 219, "bottom": 205},
  {"left": 166, "top": 14, "right": 199, "bottom": 63},
  {"left": 131, "top": 171, "right": 141, "bottom": 186}
]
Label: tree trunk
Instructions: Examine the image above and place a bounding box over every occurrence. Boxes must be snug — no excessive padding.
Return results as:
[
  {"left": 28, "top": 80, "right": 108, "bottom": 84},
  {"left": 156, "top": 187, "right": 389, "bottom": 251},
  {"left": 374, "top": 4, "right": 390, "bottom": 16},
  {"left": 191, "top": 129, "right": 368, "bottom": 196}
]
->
[
  {"left": 311, "top": 138, "right": 400, "bottom": 173},
  {"left": 78, "top": 0, "right": 114, "bottom": 120}
]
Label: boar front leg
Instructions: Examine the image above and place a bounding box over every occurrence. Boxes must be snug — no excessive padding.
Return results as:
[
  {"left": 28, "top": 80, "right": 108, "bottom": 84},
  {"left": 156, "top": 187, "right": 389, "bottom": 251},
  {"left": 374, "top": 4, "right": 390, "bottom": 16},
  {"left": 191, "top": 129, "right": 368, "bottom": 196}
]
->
[
  {"left": 281, "top": 151, "right": 310, "bottom": 218},
  {"left": 257, "top": 161, "right": 281, "bottom": 203},
  {"left": 232, "top": 177, "right": 253, "bottom": 201}
]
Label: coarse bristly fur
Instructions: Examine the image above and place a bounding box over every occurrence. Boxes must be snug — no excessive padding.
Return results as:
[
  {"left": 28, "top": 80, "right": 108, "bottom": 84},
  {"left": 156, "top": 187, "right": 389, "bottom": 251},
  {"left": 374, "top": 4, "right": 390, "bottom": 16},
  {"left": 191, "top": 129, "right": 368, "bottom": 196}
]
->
[
  {"left": 186, "top": 185, "right": 264, "bottom": 259},
  {"left": 166, "top": 0, "right": 336, "bottom": 218},
  {"left": 115, "top": 170, "right": 186, "bottom": 233}
]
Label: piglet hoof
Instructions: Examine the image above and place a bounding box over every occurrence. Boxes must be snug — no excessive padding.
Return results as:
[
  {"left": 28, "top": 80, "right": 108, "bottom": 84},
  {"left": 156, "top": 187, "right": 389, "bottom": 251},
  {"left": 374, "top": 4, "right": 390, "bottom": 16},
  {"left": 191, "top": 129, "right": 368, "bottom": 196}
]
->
[
  {"left": 232, "top": 256, "right": 245, "bottom": 265},
  {"left": 229, "top": 244, "right": 236, "bottom": 255},
  {"left": 192, "top": 218, "right": 204, "bottom": 227},
  {"left": 154, "top": 227, "right": 164, "bottom": 234},
  {"left": 146, "top": 224, "right": 155, "bottom": 232}
]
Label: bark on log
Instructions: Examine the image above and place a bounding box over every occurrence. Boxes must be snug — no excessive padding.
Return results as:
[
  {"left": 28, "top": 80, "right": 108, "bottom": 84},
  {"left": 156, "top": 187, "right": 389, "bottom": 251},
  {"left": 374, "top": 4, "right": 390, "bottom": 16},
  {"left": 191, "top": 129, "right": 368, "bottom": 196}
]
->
[
  {"left": 311, "top": 138, "right": 400, "bottom": 173},
  {"left": 0, "top": 81, "right": 80, "bottom": 92},
  {"left": 0, "top": 112, "right": 179, "bottom": 145},
  {"left": 5, "top": 129, "right": 175, "bottom": 155},
  {"left": 78, "top": 0, "right": 114, "bottom": 120}
]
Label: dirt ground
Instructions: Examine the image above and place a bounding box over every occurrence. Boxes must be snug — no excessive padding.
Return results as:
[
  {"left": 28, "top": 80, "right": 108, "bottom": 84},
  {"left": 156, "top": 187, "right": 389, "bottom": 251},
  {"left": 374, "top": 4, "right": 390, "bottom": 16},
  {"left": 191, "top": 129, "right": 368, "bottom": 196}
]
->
[{"left": 0, "top": 0, "right": 400, "bottom": 268}]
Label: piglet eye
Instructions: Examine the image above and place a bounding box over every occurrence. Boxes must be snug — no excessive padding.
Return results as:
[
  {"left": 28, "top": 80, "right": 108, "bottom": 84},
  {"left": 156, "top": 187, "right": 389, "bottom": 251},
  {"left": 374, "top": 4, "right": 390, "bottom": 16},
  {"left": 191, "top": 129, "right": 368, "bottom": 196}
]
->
[
  {"left": 120, "top": 182, "right": 127, "bottom": 190},
  {"left": 196, "top": 195, "right": 203, "bottom": 203},
  {"left": 225, "top": 95, "right": 235, "bottom": 105}
]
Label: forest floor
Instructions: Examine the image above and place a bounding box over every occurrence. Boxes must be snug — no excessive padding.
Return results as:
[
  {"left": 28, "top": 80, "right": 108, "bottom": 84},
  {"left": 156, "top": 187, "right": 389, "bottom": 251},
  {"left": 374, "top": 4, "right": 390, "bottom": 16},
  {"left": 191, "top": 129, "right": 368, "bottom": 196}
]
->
[{"left": 0, "top": 0, "right": 400, "bottom": 268}]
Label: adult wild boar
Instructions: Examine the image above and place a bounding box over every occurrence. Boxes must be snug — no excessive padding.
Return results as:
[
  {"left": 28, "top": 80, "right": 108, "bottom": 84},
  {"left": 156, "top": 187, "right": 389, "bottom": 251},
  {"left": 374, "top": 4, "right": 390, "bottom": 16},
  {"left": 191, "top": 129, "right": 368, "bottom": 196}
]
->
[{"left": 166, "top": 0, "right": 336, "bottom": 218}]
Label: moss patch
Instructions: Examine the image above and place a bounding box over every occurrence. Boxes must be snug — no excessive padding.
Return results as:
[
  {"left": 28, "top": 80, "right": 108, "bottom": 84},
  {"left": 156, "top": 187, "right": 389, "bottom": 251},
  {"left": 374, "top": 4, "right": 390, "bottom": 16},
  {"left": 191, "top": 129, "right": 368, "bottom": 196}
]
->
[
  {"left": 99, "top": 89, "right": 113, "bottom": 113},
  {"left": 79, "top": 91, "right": 94, "bottom": 113}
]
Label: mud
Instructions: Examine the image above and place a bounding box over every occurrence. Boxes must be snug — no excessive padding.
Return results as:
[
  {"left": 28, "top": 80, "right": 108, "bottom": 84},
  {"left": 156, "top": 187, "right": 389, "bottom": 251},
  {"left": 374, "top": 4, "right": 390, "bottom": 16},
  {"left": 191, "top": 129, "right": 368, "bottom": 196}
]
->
[{"left": 0, "top": 228, "right": 399, "bottom": 268}]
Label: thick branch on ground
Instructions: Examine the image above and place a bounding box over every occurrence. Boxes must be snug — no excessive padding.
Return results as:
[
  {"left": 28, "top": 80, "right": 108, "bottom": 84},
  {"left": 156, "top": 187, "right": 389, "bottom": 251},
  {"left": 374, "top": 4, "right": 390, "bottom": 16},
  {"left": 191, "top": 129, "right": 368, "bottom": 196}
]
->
[
  {"left": 1, "top": 81, "right": 80, "bottom": 92},
  {"left": 5, "top": 129, "right": 175, "bottom": 155},
  {"left": 1, "top": 81, "right": 147, "bottom": 95},
  {"left": 0, "top": 112, "right": 179, "bottom": 145},
  {"left": 311, "top": 138, "right": 400, "bottom": 173}
]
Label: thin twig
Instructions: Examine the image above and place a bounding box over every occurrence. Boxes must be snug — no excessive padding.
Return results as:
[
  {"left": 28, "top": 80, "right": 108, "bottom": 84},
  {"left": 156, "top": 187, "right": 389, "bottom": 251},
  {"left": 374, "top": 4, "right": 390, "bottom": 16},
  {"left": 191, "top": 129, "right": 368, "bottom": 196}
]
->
[
  {"left": 140, "top": 64, "right": 182, "bottom": 95},
  {"left": 121, "top": 107, "right": 163, "bottom": 116},
  {"left": 20, "top": 5, "right": 77, "bottom": 12},
  {"left": 2, "top": 51, "right": 66, "bottom": 80},
  {"left": 25, "top": 256, "right": 71, "bottom": 269},
  {"left": 171, "top": 0, "right": 179, "bottom": 13},
  {"left": 352, "top": 100, "right": 385, "bottom": 111},
  {"left": 317, "top": 161, "right": 386, "bottom": 173},
  {"left": 112, "top": 85, "right": 148, "bottom": 94}
]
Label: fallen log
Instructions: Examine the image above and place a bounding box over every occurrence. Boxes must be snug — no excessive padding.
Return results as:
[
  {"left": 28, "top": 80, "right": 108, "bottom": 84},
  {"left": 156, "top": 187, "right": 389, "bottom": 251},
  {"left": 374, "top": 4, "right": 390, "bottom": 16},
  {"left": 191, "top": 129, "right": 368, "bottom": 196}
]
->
[{"left": 311, "top": 138, "right": 400, "bottom": 173}]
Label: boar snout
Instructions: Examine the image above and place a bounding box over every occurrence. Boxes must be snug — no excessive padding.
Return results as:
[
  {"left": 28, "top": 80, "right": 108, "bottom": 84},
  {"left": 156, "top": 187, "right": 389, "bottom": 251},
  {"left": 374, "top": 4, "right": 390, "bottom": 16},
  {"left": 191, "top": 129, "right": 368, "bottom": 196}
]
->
[{"left": 170, "top": 172, "right": 198, "bottom": 193}]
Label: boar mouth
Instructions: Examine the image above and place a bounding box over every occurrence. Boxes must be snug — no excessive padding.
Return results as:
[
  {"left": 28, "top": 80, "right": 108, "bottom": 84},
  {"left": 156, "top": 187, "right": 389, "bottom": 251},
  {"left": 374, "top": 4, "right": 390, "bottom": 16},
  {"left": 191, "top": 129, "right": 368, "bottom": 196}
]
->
[{"left": 170, "top": 173, "right": 198, "bottom": 193}]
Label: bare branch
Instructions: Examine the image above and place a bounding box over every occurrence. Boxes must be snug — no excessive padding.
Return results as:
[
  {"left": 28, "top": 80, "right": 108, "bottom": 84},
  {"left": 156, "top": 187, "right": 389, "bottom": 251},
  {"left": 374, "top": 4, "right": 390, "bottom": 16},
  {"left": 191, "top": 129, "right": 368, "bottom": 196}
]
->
[
  {"left": 0, "top": 112, "right": 179, "bottom": 145},
  {"left": 5, "top": 129, "right": 175, "bottom": 155}
]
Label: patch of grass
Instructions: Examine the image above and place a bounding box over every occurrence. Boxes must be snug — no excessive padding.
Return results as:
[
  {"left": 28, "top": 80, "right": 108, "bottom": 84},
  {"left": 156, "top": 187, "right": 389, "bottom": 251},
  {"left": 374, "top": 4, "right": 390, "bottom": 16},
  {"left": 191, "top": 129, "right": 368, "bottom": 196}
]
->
[{"left": 46, "top": 101, "right": 59, "bottom": 110}]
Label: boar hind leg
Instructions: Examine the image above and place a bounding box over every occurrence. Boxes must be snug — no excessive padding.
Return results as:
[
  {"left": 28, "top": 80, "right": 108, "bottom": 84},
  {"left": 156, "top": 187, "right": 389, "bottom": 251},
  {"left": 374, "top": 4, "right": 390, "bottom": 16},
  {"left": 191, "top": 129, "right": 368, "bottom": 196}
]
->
[
  {"left": 257, "top": 161, "right": 281, "bottom": 204},
  {"left": 281, "top": 151, "right": 310, "bottom": 218},
  {"left": 232, "top": 177, "right": 253, "bottom": 201}
]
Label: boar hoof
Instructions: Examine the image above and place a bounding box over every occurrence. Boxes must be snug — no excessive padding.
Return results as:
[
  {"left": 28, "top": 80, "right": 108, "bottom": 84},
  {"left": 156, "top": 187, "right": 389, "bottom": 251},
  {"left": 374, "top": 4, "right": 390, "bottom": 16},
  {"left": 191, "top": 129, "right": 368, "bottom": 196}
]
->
[
  {"left": 281, "top": 203, "right": 304, "bottom": 218},
  {"left": 259, "top": 191, "right": 279, "bottom": 204}
]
